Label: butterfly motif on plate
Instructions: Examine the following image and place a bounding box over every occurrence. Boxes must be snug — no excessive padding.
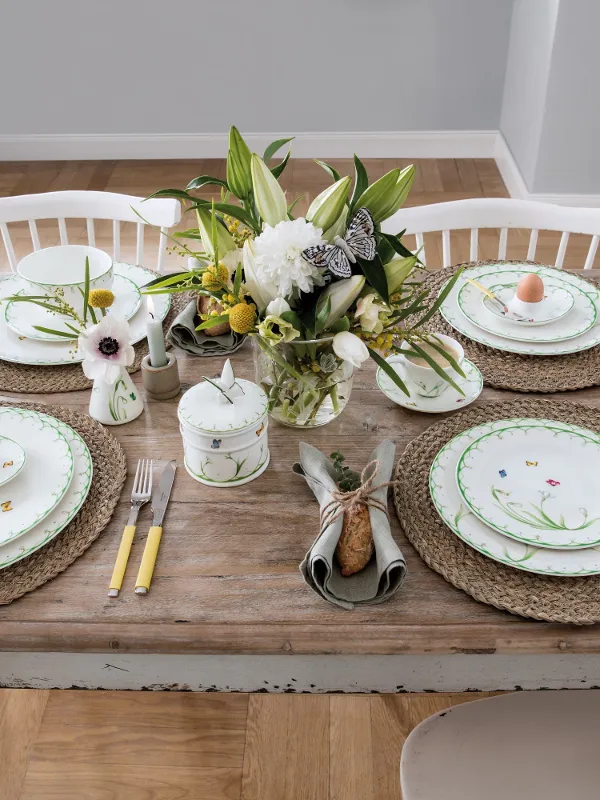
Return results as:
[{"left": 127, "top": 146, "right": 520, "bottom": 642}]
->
[{"left": 302, "top": 208, "right": 377, "bottom": 278}]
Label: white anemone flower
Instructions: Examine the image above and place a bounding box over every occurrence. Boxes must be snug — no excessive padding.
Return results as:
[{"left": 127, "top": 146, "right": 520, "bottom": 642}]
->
[
  {"left": 332, "top": 331, "right": 370, "bottom": 369},
  {"left": 266, "top": 297, "right": 292, "bottom": 317},
  {"left": 79, "top": 314, "right": 135, "bottom": 384},
  {"left": 253, "top": 218, "right": 326, "bottom": 298},
  {"left": 355, "top": 293, "right": 386, "bottom": 334}
]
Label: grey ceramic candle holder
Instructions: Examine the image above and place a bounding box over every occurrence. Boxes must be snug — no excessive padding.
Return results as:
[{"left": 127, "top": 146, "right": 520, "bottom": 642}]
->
[{"left": 141, "top": 352, "right": 181, "bottom": 400}]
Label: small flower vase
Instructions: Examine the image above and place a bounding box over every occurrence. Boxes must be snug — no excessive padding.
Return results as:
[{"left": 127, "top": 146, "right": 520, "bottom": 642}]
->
[{"left": 89, "top": 367, "right": 144, "bottom": 426}]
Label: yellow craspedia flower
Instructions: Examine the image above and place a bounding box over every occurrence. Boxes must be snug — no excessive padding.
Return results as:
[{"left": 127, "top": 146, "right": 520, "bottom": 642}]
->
[
  {"left": 228, "top": 302, "right": 257, "bottom": 334},
  {"left": 201, "top": 263, "right": 229, "bottom": 291},
  {"left": 88, "top": 288, "right": 115, "bottom": 309}
]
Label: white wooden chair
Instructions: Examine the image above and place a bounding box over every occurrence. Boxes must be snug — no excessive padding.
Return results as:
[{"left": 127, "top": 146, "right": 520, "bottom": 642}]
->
[
  {"left": 400, "top": 691, "right": 600, "bottom": 800},
  {"left": 383, "top": 198, "right": 600, "bottom": 270},
  {"left": 0, "top": 191, "right": 181, "bottom": 274}
]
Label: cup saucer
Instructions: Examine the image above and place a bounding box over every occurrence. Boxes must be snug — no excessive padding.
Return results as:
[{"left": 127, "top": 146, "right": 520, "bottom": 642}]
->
[{"left": 376, "top": 356, "right": 483, "bottom": 414}]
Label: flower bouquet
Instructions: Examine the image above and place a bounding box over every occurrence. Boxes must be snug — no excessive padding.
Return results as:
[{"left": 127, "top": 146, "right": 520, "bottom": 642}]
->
[{"left": 142, "top": 127, "right": 463, "bottom": 427}]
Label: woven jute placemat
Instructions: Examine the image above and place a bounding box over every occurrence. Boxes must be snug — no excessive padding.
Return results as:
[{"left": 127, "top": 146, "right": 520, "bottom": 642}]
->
[
  {"left": 0, "top": 401, "right": 126, "bottom": 604},
  {"left": 421, "top": 260, "right": 600, "bottom": 393},
  {"left": 0, "top": 284, "right": 189, "bottom": 394},
  {"left": 394, "top": 397, "right": 600, "bottom": 625}
]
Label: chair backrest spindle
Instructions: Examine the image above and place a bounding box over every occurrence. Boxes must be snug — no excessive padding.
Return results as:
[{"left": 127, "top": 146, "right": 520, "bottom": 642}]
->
[
  {"left": 0, "top": 223, "right": 17, "bottom": 271},
  {"left": 469, "top": 228, "right": 478, "bottom": 262},
  {"left": 527, "top": 229, "right": 539, "bottom": 261},
  {"left": 555, "top": 231, "right": 570, "bottom": 269},
  {"left": 86, "top": 218, "right": 95, "bottom": 247},
  {"left": 28, "top": 220, "right": 41, "bottom": 251},
  {"left": 415, "top": 232, "right": 426, "bottom": 266},
  {"left": 136, "top": 223, "right": 144, "bottom": 266},
  {"left": 584, "top": 235, "right": 599, "bottom": 271},
  {"left": 442, "top": 230, "right": 451, "bottom": 268},
  {"left": 112, "top": 219, "right": 121, "bottom": 261},
  {"left": 497, "top": 227, "right": 508, "bottom": 260},
  {"left": 58, "top": 217, "right": 68, "bottom": 246}
]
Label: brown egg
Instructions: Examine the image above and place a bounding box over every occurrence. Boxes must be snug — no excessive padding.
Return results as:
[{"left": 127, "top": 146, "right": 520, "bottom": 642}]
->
[{"left": 516, "top": 273, "right": 544, "bottom": 303}]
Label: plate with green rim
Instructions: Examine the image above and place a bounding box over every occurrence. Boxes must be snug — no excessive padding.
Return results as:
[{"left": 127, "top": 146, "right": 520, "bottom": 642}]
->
[
  {"left": 439, "top": 263, "right": 600, "bottom": 356},
  {"left": 456, "top": 421, "right": 600, "bottom": 549},
  {"left": 0, "top": 411, "right": 92, "bottom": 569},
  {"left": 483, "top": 282, "right": 574, "bottom": 326},
  {"left": 456, "top": 270, "right": 594, "bottom": 343},
  {"left": 429, "top": 418, "right": 600, "bottom": 576},
  {"left": 0, "top": 408, "right": 74, "bottom": 545}
]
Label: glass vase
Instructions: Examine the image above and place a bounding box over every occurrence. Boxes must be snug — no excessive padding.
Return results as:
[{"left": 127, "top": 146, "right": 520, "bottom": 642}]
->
[{"left": 253, "top": 336, "right": 354, "bottom": 428}]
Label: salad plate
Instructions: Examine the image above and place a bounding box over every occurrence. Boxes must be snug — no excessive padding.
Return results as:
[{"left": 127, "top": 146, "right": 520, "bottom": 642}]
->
[
  {"left": 483, "top": 282, "right": 574, "bottom": 326},
  {"left": 0, "top": 408, "right": 73, "bottom": 545},
  {"left": 429, "top": 418, "right": 600, "bottom": 576},
  {"left": 456, "top": 270, "right": 595, "bottom": 343},
  {"left": 0, "top": 436, "right": 26, "bottom": 488},
  {"left": 0, "top": 262, "right": 170, "bottom": 366},
  {"left": 5, "top": 274, "right": 142, "bottom": 341}
]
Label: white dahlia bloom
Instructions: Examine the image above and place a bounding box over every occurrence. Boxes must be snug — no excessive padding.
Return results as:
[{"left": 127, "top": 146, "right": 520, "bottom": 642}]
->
[{"left": 253, "top": 218, "right": 325, "bottom": 298}]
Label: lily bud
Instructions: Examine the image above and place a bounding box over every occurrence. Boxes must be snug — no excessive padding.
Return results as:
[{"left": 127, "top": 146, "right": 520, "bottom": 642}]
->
[
  {"left": 227, "top": 148, "right": 250, "bottom": 200},
  {"left": 379, "top": 165, "right": 416, "bottom": 221},
  {"left": 228, "top": 126, "right": 252, "bottom": 196},
  {"left": 353, "top": 169, "right": 401, "bottom": 223},
  {"left": 306, "top": 176, "right": 351, "bottom": 233},
  {"left": 251, "top": 154, "right": 288, "bottom": 227},
  {"left": 384, "top": 254, "right": 419, "bottom": 294},
  {"left": 316, "top": 275, "right": 365, "bottom": 329},
  {"left": 242, "top": 239, "right": 278, "bottom": 312},
  {"left": 196, "top": 208, "right": 236, "bottom": 258}
]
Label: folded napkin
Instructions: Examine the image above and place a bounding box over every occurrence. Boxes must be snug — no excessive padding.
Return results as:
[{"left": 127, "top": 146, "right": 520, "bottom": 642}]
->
[
  {"left": 167, "top": 300, "right": 246, "bottom": 356},
  {"left": 293, "top": 440, "right": 407, "bottom": 609}
]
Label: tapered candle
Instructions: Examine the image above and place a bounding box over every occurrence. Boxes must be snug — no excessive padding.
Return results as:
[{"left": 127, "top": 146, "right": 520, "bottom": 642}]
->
[{"left": 146, "top": 296, "right": 168, "bottom": 368}]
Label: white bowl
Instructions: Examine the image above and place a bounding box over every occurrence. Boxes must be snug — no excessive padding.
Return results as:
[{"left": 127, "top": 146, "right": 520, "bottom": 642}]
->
[{"left": 17, "top": 245, "right": 113, "bottom": 316}]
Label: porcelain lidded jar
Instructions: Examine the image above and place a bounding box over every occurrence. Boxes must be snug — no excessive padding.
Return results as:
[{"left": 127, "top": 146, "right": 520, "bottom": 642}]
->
[{"left": 178, "top": 359, "right": 269, "bottom": 487}]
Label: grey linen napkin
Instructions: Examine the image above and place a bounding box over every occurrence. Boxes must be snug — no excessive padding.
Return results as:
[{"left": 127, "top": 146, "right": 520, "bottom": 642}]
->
[
  {"left": 167, "top": 300, "right": 246, "bottom": 356},
  {"left": 293, "top": 440, "right": 407, "bottom": 609}
]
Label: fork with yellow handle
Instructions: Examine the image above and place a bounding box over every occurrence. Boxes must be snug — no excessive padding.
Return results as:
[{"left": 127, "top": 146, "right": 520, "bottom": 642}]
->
[{"left": 108, "top": 458, "right": 153, "bottom": 598}]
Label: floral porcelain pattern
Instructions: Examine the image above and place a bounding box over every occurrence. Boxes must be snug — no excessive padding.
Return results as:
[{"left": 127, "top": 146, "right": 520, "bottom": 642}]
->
[
  {"left": 0, "top": 414, "right": 92, "bottom": 570},
  {"left": 0, "top": 263, "right": 170, "bottom": 366},
  {"left": 456, "top": 270, "right": 595, "bottom": 344},
  {"left": 178, "top": 377, "right": 267, "bottom": 434},
  {"left": 456, "top": 423, "right": 600, "bottom": 549},
  {"left": 0, "top": 408, "right": 74, "bottom": 546},
  {"left": 429, "top": 417, "right": 600, "bottom": 576},
  {"left": 439, "top": 264, "right": 600, "bottom": 356},
  {"left": 483, "top": 282, "right": 574, "bottom": 326},
  {"left": 0, "top": 436, "right": 26, "bottom": 488}
]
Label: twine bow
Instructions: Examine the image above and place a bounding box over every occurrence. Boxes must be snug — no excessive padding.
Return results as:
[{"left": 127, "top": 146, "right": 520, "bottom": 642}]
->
[{"left": 319, "top": 460, "right": 396, "bottom": 536}]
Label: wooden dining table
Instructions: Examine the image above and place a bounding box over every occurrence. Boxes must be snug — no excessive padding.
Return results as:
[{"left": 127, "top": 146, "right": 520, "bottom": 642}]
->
[{"left": 2, "top": 272, "right": 600, "bottom": 693}]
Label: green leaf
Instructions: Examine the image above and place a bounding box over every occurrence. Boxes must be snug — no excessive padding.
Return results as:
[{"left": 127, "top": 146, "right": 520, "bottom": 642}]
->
[
  {"left": 88, "top": 305, "right": 98, "bottom": 325},
  {"left": 314, "top": 159, "right": 342, "bottom": 182},
  {"left": 64, "top": 322, "right": 83, "bottom": 335},
  {"left": 280, "top": 309, "right": 303, "bottom": 331},
  {"left": 406, "top": 341, "right": 465, "bottom": 395},
  {"left": 83, "top": 256, "right": 90, "bottom": 323},
  {"left": 376, "top": 234, "right": 396, "bottom": 265},
  {"left": 12, "top": 299, "right": 66, "bottom": 314},
  {"left": 141, "top": 271, "right": 196, "bottom": 291},
  {"left": 263, "top": 137, "right": 294, "bottom": 163},
  {"left": 186, "top": 175, "right": 229, "bottom": 191},
  {"left": 329, "top": 315, "right": 350, "bottom": 333},
  {"left": 172, "top": 229, "right": 205, "bottom": 241},
  {"left": 368, "top": 348, "right": 410, "bottom": 396},
  {"left": 381, "top": 232, "right": 417, "bottom": 260},
  {"left": 271, "top": 149, "right": 291, "bottom": 180},
  {"left": 357, "top": 254, "right": 389, "bottom": 304},
  {"left": 233, "top": 262, "right": 242, "bottom": 297},
  {"left": 144, "top": 188, "right": 196, "bottom": 203},
  {"left": 196, "top": 314, "right": 230, "bottom": 331},
  {"left": 287, "top": 195, "right": 305, "bottom": 219},
  {"left": 413, "top": 268, "right": 463, "bottom": 328},
  {"left": 210, "top": 199, "right": 219, "bottom": 266},
  {"left": 315, "top": 296, "right": 332, "bottom": 334},
  {"left": 391, "top": 289, "right": 430, "bottom": 321},
  {"left": 190, "top": 201, "right": 259, "bottom": 232},
  {"left": 419, "top": 335, "right": 466, "bottom": 378},
  {"left": 349, "top": 154, "right": 368, "bottom": 210},
  {"left": 32, "top": 326, "right": 78, "bottom": 339}
]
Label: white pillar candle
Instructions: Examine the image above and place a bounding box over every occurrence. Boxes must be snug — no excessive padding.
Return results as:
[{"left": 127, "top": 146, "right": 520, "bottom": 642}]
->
[{"left": 146, "top": 296, "right": 168, "bottom": 368}]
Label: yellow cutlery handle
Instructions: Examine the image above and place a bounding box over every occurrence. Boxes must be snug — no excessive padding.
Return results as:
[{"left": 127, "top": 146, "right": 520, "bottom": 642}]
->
[
  {"left": 135, "top": 525, "right": 163, "bottom": 594},
  {"left": 108, "top": 525, "right": 136, "bottom": 595}
]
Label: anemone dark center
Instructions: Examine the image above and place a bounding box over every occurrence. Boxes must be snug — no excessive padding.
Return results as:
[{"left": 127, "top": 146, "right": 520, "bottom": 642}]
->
[{"left": 98, "top": 336, "right": 119, "bottom": 356}]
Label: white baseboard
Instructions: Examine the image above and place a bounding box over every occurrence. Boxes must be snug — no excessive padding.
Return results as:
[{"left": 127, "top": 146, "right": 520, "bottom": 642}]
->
[
  {"left": 0, "top": 130, "right": 498, "bottom": 161},
  {"left": 494, "top": 132, "right": 600, "bottom": 207}
]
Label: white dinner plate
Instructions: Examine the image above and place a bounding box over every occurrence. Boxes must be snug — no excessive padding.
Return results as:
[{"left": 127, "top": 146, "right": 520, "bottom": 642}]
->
[
  {"left": 5, "top": 273, "right": 142, "bottom": 341},
  {"left": 0, "top": 413, "right": 92, "bottom": 569},
  {"left": 456, "top": 421, "right": 600, "bottom": 549},
  {"left": 0, "top": 262, "right": 170, "bottom": 366},
  {"left": 0, "top": 436, "right": 26, "bottom": 487},
  {"left": 376, "top": 356, "right": 483, "bottom": 413},
  {"left": 429, "top": 417, "right": 600, "bottom": 576},
  {"left": 457, "top": 270, "right": 595, "bottom": 343},
  {"left": 0, "top": 408, "right": 73, "bottom": 545},
  {"left": 439, "top": 263, "right": 600, "bottom": 355},
  {"left": 484, "top": 282, "right": 574, "bottom": 326}
]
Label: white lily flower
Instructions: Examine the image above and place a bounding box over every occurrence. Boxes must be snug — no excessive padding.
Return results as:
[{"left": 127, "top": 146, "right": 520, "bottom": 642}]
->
[
  {"left": 266, "top": 297, "right": 291, "bottom": 317},
  {"left": 332, "top": 331, "right": 370, "bottom": 368},
  {"left": 79, "top": 314, "right": 135, "bottom": 384},
  {"left": 242, "top": 239, "right": 278, "bottom": 312},
  {"left": 317, "top": 275, "right": 365, "bottom": 328},
  {"left": 355, "top": 293, "right": 386, "bottom": 334},
  {"left": 251, "top": 154, "right": 288, "bottom": 227}
]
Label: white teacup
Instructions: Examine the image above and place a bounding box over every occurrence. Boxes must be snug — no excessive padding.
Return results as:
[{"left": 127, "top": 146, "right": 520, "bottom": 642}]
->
[
  {"left": 17, "top": 245, "right": 113, "bottom": 316},
  {"left": 395, "top": 334, "right": 464, "bottom": 398}
]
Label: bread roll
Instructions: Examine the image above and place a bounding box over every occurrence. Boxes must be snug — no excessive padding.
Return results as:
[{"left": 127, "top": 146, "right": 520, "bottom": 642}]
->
[
  {"left": 335, "top": 503, "right": 374, "bottom": 576},
  {"left": 197, "top": 296, "right": 231, "bottom": 336}
]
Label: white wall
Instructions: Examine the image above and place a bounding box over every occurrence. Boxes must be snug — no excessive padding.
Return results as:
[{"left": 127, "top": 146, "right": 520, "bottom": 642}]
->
[{"left": 0, "top": 0, "right": 512, "bottom": 135}]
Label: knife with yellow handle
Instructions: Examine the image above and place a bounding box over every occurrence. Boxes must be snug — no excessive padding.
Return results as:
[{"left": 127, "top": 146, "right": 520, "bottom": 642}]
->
[{"left": 135, "top": 460, "right": 176, "bottom": 595}]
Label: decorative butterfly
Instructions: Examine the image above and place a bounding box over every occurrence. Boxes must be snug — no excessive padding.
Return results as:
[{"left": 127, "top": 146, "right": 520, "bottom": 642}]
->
[
  {"left": 211, "top": 439, "right": 222, "bottom": 449},
  {"left": 525, "top": 461, "right": 538, "bottom": 467},
  {"left": 2, "top": 461, "right": 13, "bottom": 468},
  {"left": 256, "top": 423, "right": 264, "bottom": 437},
  {"left": 546, "top": 479, "right": 560, "bottom": 487},
  {"left": 1, "top": 501, "right": 12, "bottom": 512},
  {"left": 499, "top": 469, "right": 507, "bottom": 478},
  {"left": 302, "top": 207, "right": 377, "bottom": 278}
]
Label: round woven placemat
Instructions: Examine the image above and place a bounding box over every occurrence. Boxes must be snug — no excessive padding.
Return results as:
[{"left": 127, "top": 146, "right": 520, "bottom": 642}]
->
[
  {"left": 0, "top": 285, "right": 189, "bottom": 394},
  {"left": 421, "top": 259, "right": 600, "bottom": 393},
  {"left": 0, "top": 401, "right": 126, "bottom": 604},
  {"left": 394, "top": 397, "right": 600, "bottom": 625}
]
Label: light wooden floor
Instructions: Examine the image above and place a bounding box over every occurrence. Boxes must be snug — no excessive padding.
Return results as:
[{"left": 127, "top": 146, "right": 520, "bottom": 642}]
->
[
  {"left": 0, "top": 689, "right": 503, "bottom": 799},
  {"left": 0, "top": 158, "right": 518, "bottom": 800}
]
